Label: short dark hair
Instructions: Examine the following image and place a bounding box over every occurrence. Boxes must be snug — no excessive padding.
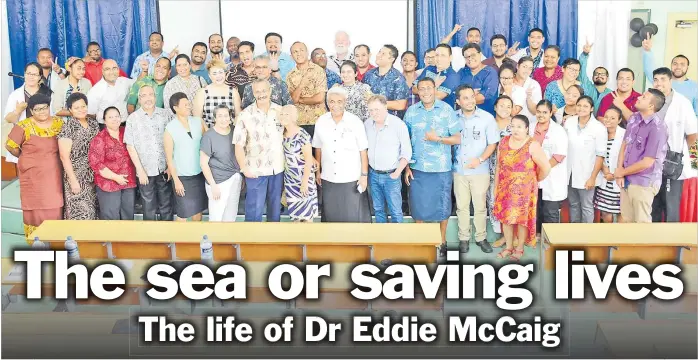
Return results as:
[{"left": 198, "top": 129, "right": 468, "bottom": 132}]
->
[
  {"left": 383, "top": 44, "right": 398, "bottom": 62},
  {"left": 536, "top": 99, "right": 554, "bottom": 113},
  {"left": 311, "top": 48, "right": 324, "bottom": 57},
  {"left": 424, "top": 48, "right": 435, "bottom": 56},
  {"left": 494, "top": 95, "right": 513, "bottom": 108},
  {"left": 568, "top": 84, "right": 585, "bottom": 96},
  {"left": 264, "top": 32, "right": 283, "bottom": 43},
  {"left": 518, "top": 56, "right": 534, "bottom": 66},
  {"left": 672, "top": 54, "right": 690, "bottom": 66},
  {"left": 593, "top": 66, "right": 608, "bottom": 76},
  {"left": 208, "top": 33, "right": 223, "bottom": 42},
  {"left": 37, "top": 48, "right": 53, "bottom": 55},
  {"left": 103, "top": 106, "right": 121, "bottom": 120},
  {"left": 354, "top": 44, "right": 370, "bottom": 54},
  {"left": 463, "top": 43, "right": 481, "bottom": 55},
  {"left": 238, "top": 41, "right": 255, "bottom": 53},
  {"left": 562, "top": 58, "right": 580, "bottom": 68},
  {"left": 192, "top": 42, "right": 207, "bottom": 51},
  {"left": 512, "top": 114, "right": 530, "bottom": 128},
  {"left": 653, "top": 67, "right": 673, "bottom": 79},
  {"left": 546, "top": 45, "right": 561, "bottom": 57},
  {"left": 498, "top": 63, "right": 517, "bottom": 77},
  {"left": 175, "top": 54, "right": 191, "bottom": 65},
  {"left": 617, "top": 67, "right": 635, "bottom": 80},
  {"left": 435, "top": 43, "right": 452, "bottom": 56},
  {"left": 340, "top": 60, "right": 358, "bottom": 74},
  {"left": 604, "top": 106, "right": 623, "bottom": 120},
  {"left": 86, "top": 41, "right": 100, "bottom": 51},
  {"left": 490, "top": 34, "right": 507, "bottom": 46},
  {"left": 529, "top": 28, "right": 544, "bottom": 37},
  {"left": 647, "top": 88, "right": 666, "bottom": 111},
  {"left": 400, "top": 51, "right": 416, "bottom": 60},
  {"left": 454, "top": 84, "right": 475, "bottom": 98},
  {"left": 576, "top": 95, "right": 594, "bottom": 109},
  {"left": 169, "top": 92, "right": 189, "bottom": 114},
  {"left": 467, "top": 27, "right": 481, "bottom": 35},
  {"left": 416, "top": 77, "right": 435, "bottom": 87},
  {"left": 66, "top": 92, "right": 88, "bottom": 110},
  {"left": 28, "top": 93, "right": 51, "bottom": 110},
  {"left": 150, "top": 32, "right": 163, "bottom": 42}
]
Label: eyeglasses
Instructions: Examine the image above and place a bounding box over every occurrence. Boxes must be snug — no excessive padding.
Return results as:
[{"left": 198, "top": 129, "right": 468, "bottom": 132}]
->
[
  {"left": 33, "top": 105, "right": 49, "bottom": 112},
  {"left": 500, "top": 76, "right": 514, "bottom": 81},
  {"left": 25, "top": 72, "right": 41, "bottom": 77},
  {"left": 593, "top": 72, "right": 608, "bottom": 77}
]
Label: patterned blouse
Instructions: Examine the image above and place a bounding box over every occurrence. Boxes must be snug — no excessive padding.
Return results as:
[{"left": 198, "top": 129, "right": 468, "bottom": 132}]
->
[
  {"left": 338, "top": 82, "right": 372, "bottom": 121},
  {"left": 163, "top": 75, "right": 207, "bottom": 115}
]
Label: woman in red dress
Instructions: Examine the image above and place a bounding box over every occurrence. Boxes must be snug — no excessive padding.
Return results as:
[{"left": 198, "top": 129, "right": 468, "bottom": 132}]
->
[{"left": 492, "top": 115, "right": 551, "bottom": 260}]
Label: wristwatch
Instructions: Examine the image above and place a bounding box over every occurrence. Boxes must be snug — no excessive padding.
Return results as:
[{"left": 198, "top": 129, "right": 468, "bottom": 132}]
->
[{"left": 361, "top": 172, "right": 368, "bottom": 177}]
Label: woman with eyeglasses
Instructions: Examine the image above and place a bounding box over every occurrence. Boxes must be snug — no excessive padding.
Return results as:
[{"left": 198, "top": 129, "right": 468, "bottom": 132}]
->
[
  {"left": 5, "top": 94, "right": 64, "bottom": 240},
  {"left": 192, "top": 59, "right": 242, "bottom": 128},
  {"left": 497, "top": 64, "right": 522, "bottom": 116},
  {"left": 58, "top": 92, "right": 100, "bottom": 220}
]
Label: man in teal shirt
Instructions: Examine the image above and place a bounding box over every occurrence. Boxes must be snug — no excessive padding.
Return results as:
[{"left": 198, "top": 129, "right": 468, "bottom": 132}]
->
[{"left": 578, "top": 39, "right": 613, "bottom": 112}]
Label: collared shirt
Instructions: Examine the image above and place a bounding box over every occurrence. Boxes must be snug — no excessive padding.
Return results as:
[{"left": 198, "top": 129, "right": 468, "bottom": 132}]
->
[
  {"left": 84, "top": 58, "right": 128, "bottom": 86},
  {"left": 88, "top": 127, "right": 137, "bottom": 192},
  {"left": 286, "top": 62, "right": 328, "bottom": 126},
  {"left": 130, "top": 50, "right": 170, "bottom": 79},
  {"left": 191, "top": 66, "right": 212, "bottom": 84},
  {"left": 232, "top": 102, "right": 285, "bottom": 176},
  {"left": 87, "top": 77, "right": 135, "bottom": 123},
  {"left": 597, "top": 90, "right": 641, "bottom": 118},
  {"left": 123, "top": 107, "right": 171, "bottom": 177},
  {"left": 657, "top": 90, "right": 698, "bottom": 180},
  {"left": 482, "top": 57, "right": 518, "bottom": 72},
  {"left": 327, "top": 53, "right": 355, "bottom": 74},
  {"left": 534, "top": 121, "right": 566, "bottom": 163},
  {"left": 326, "top": 68, "right": 342, "bottom": 89},
  {"left": 511, "top": 78, "right": 542, "bottom": 122},
  {"left": 241, "top": 76, "right": 292, "bottom": 109},
  {"left": 656, "top": 90, "right": 674, "bottom": 123},
  {"left": 458, "top": 65, "right": 499, "bottom": 114},
  {"left": 341, "top": 82, "right": 372, "bottom": 121},
  {"left": 564, "top": 115, "right": 608, "bottom": 189},
  {"left": 50, "top": 77, "right": 93, "bottom": 114},
  {"left": 511, "top": 47, "right": 545, "bottom": 70},
  {"left": 404, "top": 100, "right": 462, "bottom": 172},
  {"left": 364, "top": 114, "right": 412, "bottom": 171},
  {"left": 357, "top": 64, "right": 375, "bottom": 83},
  {"left": 454, "top": 108, "right": 499, "bottom": 175},
  {"left": 415, "top": 65, "right": 461, "bottom": 108},
  {"left": 224, "top": 63, "right": 252, "bottom": 98},
  {"left": 162, "top": 75, "right": 207, "bottom": 115},
  {"left": 224, "top": 55, "right": 239, "bottom": 68},
  {"left": 643, "top": 49, "right": 698, "bottom": 115},
  {"left": 262, "top": 51, "right": 295, "bottom": 81},
  {"left": 362, "top": 67, "right": 410, "bottom": 117},
  {"left": 533, "top": 66, "right": 563, "bottom": 97},
  {"left": 127, "top": 76, "right": 167, "bottom": 110},
  {"left": 312, "top": 111, "right": 368, "bottom": 183},
  {"left": 578, "top": 53, "right": 612, "bottom": 110},
  {"left": 623, "top": 112, "right": 669, "bottom": 188}
]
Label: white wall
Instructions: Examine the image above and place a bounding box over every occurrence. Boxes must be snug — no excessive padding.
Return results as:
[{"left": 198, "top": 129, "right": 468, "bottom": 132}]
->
[
  {"left": 158, "top": 0, "right": 220, "bottom": 60},
  {"left": 219, "top": 0, "right": 409, "bottom": 69}
]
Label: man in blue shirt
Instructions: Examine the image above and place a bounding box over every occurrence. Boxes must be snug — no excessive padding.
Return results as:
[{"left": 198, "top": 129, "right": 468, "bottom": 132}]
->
[
  {"left": 131, "top": 32, "right": 175, "bottom": 79},
  {"left": 264, "top": 32, "right": 296, "bottom": 82},
  {"left": 404, "top": 78, "right": 462, "bottom": 257},
  {"left": 362, "top": 45, "right": 410, "bottom": 117},
  {"left": 311, "top": 48, "right": 342, "bottom": 89},
  {"left": 458, "top": 43, "right": 499, "bottom": 115},
  {"left": 414, "top": 44, "right": 460, "bottom": 108},
  {"left": 452, "top": 85, "right": 498, "bottom": 254}
]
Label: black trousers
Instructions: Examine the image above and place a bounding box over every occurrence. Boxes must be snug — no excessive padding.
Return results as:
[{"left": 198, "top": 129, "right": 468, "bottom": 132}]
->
[
  {"left": 138, "top": 173, "right": 174, "bottom": 221},
  {"left": 536, "top": 189, "right": 561, "bottom": 234},
  {"left": 652, "top": 177, "right": 683, "bottom": 223},
  {"left": 96, "top": 188, "right": 136, "bottom": 220}
]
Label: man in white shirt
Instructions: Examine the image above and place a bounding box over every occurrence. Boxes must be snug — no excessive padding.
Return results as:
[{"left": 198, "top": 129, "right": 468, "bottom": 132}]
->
[
  {"left": 651, "top": 67, "right": 698, "bottom": 223},
  {"left": 509, "top": 28, "right": 546, "bottom": 70},
  {"left": 87, "top": 59, "right": 135, "bottom": 125},
  {"left": 326, "top": 31, "right": 355, "bottom": 75},
  {"left": 313, "top": 87, "right": 371, "bottom": 223}
]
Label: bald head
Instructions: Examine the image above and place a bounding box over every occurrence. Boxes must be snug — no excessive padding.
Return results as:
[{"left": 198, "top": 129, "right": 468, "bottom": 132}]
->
[{"left": 102, "top": 59, "right": 120, "bottom": 83}]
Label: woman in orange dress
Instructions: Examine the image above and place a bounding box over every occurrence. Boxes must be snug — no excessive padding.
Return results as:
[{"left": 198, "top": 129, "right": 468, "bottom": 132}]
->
[
  {"left": 492, "top": 115, "right": 551, "bottom": 260},
  {"left": 4, "top": 94, "right": 64, "bottom": 240}
]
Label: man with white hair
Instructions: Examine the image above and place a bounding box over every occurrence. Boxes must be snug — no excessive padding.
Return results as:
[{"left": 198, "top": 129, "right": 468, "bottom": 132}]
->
[
  {"left": 327, "top": 31, "right": 354, "bottom": 75},
  {"left": 313, "top": 87, "right": 371, "bottom": 223}
]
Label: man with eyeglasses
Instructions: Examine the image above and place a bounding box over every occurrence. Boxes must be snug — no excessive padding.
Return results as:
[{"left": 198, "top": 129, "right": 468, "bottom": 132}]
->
[
  {"left": 311, "top": 48, "right": 341, "bottom": 90},
  {"left": 482, "top": 34, "right": 518, "bottom": 71},
  {"left": 79, "top": 42, "right": 128, "bottom": 85},
  {"left": 458, "top": 43, "right": 499, "bottom": 115},
  {"left": 241, "top": 55, "right": 292, "bottom": 109},
  {"left": 577, "top": 38, "right": 612, "bottom": 111}
]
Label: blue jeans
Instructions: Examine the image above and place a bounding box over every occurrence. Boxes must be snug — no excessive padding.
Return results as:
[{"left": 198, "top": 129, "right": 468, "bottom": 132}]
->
[
  {"left": 369, "top": 169, "right": 403, "bottom": 223},
  {"left": 244, "top": 173, "right": 283, "bottom": 222}
]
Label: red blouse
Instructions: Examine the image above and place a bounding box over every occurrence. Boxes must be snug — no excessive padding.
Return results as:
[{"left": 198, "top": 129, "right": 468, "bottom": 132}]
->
[{"left": 88, "top": 127, "right": 137, "bottom": 192}]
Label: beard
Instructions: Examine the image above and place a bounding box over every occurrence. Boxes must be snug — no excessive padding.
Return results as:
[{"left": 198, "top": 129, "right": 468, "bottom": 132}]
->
[
  {"left": 335, "top": 45, "right": 348, "bottom": 54},
  {"left": 673, "top": 69, "right": 686, "bottom": 78},
  {"left": 210, "top": 48, "right": 223, "bottom": 55},
  {"left": 593, "top": 79, "right": 607, "bottom": 86}
]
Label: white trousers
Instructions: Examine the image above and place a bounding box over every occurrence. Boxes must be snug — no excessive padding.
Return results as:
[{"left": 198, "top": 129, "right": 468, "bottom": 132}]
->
[{"left": 205, "top": 173, "right": 242, "bottom": 222}]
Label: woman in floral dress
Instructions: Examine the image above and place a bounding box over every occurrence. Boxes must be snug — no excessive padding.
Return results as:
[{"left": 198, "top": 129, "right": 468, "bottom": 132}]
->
[{"left": 489, "top": 95, "right": 513, "bottom": 248}]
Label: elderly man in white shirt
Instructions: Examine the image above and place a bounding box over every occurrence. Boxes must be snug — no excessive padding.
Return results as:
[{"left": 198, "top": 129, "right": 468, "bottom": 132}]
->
[
  {"left": 313, "top": 86, "right": 371, "bottom": 223},
  {"left": 87, "top": 59, "right": 134, "bottom": 125},
  {"left": 326, "top": 31, "right": 355, "bottom": 75}
]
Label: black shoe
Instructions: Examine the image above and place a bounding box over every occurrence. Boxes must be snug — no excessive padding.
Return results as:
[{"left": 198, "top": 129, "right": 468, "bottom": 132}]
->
[
  {"left": 438, "top": 244, "right": 448, "bottom": 257},
  {"left": 477, "top": 240, "right": 493, "bottom": 253},
  {"left": 459, "top": 241, "right": 470, "bottom": 253}
]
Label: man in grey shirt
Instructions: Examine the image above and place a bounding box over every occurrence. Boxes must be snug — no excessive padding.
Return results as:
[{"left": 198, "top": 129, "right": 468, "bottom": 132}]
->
[
  {"left": 124, "top": 84, "right": 173, "bottom": 221},
  {"left": 200, "top": 107, "right": 242, "bottom": 222},
  {"left": 364, "top": 95, "right": 412, "bottom": 223}
]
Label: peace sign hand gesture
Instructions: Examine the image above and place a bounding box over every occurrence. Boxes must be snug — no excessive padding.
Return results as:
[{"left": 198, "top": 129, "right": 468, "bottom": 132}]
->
[
  {"left": 583, "top": 37, "right": 594, "bottom": 54},
  {"left": 642, "top": 32, "right": 653, "bottom": 51}
]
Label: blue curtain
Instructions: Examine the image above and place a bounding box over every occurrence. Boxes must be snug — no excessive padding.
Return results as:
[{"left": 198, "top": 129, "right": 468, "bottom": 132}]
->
[
  {"left": 415, "top": 0, "right": 577, "bottom": 67},
  {"left": 7, "top": 0, "right": 158, "bottom": 88}
]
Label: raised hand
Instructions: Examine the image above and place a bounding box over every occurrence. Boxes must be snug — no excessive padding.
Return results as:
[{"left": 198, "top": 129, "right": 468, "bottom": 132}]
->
[
  {"left": 507, "top": 41, "right": 520, "bottom": 57},
  {"left": 583, "top": 37, "right": 594, "bottom": 54},
  {"left": 642, "top": 32, "right": 652, "bottom": 51}
]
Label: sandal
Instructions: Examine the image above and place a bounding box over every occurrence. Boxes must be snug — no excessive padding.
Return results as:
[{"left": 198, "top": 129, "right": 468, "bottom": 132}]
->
[
  {"left": 492, "top": 237, "right": 506, "bottom": 248},
  {"left": 509, "top": 249, "right": 524, "bottom": 261},
  {"left": 497, "top": 248, "right": 514, "bottom": 259}
]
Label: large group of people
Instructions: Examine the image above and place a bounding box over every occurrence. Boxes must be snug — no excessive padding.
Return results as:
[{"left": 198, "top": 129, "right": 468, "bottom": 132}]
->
[{"left": 3, "top": 27, "right": 697, "bottom": 261}]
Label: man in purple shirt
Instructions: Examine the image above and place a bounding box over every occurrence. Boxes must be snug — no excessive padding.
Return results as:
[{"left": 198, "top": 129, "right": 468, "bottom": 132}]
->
[{"left": 615, "top": 88, "right": 668, "bottom": 223}]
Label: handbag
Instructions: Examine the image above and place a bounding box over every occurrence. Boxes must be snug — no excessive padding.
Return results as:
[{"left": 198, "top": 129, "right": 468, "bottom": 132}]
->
[{"left": 663, "top": 149, "right": 684, "bottom": 180}]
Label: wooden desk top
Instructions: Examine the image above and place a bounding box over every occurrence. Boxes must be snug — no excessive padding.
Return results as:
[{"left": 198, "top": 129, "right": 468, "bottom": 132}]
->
[
  {"left": 31, "top": 220, "right": 441, "bottom": 246},
  {"left": 542, "top": 223, "right": 698, "bottom": 247}
]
